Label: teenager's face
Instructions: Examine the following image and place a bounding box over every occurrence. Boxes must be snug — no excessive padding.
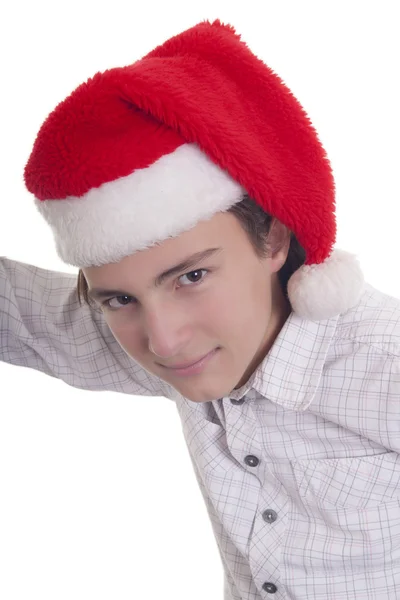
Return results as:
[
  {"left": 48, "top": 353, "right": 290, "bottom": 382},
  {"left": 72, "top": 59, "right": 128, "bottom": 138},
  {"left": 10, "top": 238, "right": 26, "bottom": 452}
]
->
[{"left": 83, "top": 212, "right": 291, "bottom": 403}]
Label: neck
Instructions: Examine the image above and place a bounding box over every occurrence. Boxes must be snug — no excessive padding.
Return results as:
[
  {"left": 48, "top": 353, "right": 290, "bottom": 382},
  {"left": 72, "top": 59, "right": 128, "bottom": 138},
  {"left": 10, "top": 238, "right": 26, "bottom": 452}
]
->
[{"left": 233, "top": 277, "right": 292, "bottom": 390}]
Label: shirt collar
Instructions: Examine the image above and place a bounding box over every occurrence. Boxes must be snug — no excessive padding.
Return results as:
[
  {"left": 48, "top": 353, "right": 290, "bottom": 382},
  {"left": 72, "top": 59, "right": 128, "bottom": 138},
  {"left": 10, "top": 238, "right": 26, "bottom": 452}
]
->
[{"left": 227, "top": 310, "right": 339, "bottom": 411}]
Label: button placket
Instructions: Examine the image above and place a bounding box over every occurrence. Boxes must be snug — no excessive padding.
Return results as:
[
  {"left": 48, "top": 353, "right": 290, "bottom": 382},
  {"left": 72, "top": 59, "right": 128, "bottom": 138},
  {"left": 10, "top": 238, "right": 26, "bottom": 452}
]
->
[{"left": 226, "top": 395, "right": 282, "bottom": 596}]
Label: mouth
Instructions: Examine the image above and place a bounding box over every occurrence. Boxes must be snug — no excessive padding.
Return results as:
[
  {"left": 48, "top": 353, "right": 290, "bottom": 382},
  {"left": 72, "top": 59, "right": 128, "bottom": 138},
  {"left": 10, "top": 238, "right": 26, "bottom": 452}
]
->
[
  {"left": 163, "top": 353, "right": 211, "bottom": 369},
  {"left": 159, "top": 348, "right": 220, "bottom": 376}
]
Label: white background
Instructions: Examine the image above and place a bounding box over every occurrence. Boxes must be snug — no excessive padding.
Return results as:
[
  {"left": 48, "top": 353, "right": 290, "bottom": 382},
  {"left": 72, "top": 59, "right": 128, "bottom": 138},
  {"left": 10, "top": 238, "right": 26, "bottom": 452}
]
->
[{"left": 0, "top": 1, "right": 399, "bottom": 599}]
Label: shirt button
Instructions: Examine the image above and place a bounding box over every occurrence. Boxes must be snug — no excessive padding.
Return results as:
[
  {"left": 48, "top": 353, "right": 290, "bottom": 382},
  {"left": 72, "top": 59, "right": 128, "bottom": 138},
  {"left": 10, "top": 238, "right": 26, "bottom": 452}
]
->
[
  {"left": 230, "top": 397, "right": 245, "bottom": 404},
  {"left": 262, "top": 509, "right": 278, "bottom": 523},
  {"left": 262, "top": 582, "right": 278, "bottom": 594},
  {"left": 244, "top": 455, "right": 259, "bottom": 467}
]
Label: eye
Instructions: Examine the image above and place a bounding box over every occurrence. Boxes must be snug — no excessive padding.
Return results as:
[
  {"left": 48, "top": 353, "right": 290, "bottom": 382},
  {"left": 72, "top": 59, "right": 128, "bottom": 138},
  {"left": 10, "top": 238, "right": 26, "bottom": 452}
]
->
[
  {"left": 177, "top": 269, "right": 208, "bottom": 286},
  {"left": 102, "top": 295, "right": 134, "bottom": 310},
  {"left": 102, "top": 269, "right": 209, "bottom": 311}
]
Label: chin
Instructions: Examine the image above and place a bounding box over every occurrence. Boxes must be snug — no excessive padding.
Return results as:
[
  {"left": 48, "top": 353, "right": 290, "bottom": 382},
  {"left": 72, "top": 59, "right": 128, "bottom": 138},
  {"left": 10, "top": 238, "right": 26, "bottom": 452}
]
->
[{"left": 174, "top": 385, "right": 224, "bottom": 404}]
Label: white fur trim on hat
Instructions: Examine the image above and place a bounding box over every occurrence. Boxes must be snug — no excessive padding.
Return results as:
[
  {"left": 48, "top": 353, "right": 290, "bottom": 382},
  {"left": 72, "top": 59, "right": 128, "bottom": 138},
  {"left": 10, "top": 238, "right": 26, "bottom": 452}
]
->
[
  {"left": 287, "top": 248, "right": 365, "bottom": 321},
  {"left": 34, "top": 143, "right": 246, "bottom": 267}
]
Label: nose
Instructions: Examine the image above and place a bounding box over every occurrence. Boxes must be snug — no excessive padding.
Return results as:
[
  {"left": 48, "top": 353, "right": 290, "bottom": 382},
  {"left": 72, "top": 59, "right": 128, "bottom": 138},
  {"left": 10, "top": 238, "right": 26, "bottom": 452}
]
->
[{"left": 145, "top": 301, "right": 192, "bottom": 359}]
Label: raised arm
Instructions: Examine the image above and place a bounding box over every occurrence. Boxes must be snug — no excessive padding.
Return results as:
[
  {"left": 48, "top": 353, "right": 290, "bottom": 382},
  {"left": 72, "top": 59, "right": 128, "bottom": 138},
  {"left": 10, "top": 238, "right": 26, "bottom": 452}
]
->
[{"left": 0, "top": 257, "right": 171, "bottom": 399}]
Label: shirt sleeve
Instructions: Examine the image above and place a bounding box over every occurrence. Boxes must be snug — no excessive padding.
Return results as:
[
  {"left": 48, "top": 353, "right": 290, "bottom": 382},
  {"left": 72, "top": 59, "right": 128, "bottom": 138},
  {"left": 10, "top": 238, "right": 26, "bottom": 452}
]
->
[{"left": 0, "top": 257, "right": 172, "bottom": 399}]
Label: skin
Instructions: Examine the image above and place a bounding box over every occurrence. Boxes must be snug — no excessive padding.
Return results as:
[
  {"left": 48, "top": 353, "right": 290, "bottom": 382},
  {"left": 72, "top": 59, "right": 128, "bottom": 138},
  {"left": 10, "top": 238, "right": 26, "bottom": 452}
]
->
[{"left": 83, "top": 211, "right": 292, "bottom": 403}]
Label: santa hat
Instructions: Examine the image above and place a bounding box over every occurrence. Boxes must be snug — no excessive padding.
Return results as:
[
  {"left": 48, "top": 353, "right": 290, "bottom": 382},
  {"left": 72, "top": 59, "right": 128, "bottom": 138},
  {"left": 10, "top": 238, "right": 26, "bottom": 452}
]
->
[{"left": 24, "top": 19, "right": 364, "bottom": 322}]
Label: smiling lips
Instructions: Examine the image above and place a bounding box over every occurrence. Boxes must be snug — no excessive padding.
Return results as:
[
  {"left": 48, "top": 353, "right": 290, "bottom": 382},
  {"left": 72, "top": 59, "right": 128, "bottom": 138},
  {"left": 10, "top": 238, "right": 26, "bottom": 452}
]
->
[{"left": 163, "top": 352, "right": 212, "bottom": 369}]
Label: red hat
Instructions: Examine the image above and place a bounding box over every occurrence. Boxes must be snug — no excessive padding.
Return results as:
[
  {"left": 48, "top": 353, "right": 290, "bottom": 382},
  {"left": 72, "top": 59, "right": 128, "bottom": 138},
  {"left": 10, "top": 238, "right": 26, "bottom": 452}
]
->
[{"left": 24, "top": 19, "right": 364, "bottom": 321}]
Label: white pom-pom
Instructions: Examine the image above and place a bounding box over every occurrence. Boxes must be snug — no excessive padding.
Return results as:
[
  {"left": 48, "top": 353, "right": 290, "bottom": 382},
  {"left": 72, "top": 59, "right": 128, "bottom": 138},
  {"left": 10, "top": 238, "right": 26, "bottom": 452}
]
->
[{"left": 287, "top": 248, "right": 365, "bottom": 321}]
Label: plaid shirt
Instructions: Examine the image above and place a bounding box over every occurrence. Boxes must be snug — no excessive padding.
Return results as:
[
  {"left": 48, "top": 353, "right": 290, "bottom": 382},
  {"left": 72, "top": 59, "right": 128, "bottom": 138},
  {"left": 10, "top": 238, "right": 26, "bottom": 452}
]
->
[{"left": 1, "top": 256, "right": 400, "bottom": 599}]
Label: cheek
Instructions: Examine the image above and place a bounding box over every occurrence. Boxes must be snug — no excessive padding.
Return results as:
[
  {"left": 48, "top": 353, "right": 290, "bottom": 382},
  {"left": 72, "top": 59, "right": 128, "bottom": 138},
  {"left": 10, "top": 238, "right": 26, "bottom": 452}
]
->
[
  {"left": 218, "top": 275, "right": 271, "bottom": 336},
  {"left": 105, "top": 317, "right": 142, "bottom": 358}
]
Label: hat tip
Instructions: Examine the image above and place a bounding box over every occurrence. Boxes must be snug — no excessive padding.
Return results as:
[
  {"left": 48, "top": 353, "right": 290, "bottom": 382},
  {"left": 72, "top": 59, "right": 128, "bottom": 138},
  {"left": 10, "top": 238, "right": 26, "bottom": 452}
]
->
[{"left": 287, "top": 249, "right": 365, "bottom": 321}]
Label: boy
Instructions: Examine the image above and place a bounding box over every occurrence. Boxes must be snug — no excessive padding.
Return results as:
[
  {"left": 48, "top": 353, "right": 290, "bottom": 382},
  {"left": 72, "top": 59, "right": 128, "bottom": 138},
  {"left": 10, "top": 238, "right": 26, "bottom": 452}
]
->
[{"left": 1, "top": 19, "right": 400, "bottom": 599}]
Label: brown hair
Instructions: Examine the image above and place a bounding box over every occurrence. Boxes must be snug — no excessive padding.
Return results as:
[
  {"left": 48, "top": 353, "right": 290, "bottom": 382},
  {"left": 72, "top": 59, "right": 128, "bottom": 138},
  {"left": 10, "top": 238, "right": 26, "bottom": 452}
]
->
[{"left": 76, "top": 193, "right": 306, "bottom": 308}]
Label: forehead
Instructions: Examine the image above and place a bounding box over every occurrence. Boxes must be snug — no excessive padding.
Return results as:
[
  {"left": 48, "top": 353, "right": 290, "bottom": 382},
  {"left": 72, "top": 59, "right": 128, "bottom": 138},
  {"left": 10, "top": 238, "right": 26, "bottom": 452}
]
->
[
  {"left": 84, "top": 211, "right": 241, "bottom": 277},
  {"left": 82, "top": 212, "right": 248, "bottom": 301}
]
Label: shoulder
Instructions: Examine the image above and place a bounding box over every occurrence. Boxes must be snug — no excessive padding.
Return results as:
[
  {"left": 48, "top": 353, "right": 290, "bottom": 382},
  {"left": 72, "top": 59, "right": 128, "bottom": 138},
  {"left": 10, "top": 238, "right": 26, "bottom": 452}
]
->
[{"left": 334, "top": 282, "right": 400, "bottom": 358}]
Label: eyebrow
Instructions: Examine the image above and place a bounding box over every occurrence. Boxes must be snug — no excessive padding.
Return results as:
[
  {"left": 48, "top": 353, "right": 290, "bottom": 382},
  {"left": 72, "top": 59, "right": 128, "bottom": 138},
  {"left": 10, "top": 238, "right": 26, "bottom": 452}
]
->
[{"left": 87, "top": 247, "right": 223, "bottom": 302}]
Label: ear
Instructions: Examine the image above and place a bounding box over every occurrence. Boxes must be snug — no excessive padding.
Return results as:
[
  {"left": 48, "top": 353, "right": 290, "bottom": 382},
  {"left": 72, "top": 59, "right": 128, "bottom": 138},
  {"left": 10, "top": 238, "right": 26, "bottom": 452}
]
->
[{"left": 266, "top": 218, "right": 291, "bottom": 274}]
